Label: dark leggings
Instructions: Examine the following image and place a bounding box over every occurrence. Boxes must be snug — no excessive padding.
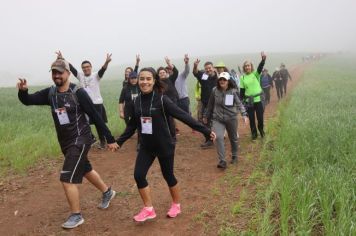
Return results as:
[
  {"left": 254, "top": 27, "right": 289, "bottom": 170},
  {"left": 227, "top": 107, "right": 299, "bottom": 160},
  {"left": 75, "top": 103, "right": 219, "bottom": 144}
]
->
[
  {"left": 134, "top": 148, "right": 177, "bottom": 189},
  {"left": 275, "top": 81, "right": 284, "bottom": 100},
  {"left": 247, "top": 101, "right": 264, "bottom": 136}
]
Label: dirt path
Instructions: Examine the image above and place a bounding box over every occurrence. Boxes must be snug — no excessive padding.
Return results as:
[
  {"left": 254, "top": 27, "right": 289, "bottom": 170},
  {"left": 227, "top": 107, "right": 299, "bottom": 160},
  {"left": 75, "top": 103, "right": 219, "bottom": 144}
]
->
[{"left": 0, "top": 64, "right": 308, "bottom": 236}]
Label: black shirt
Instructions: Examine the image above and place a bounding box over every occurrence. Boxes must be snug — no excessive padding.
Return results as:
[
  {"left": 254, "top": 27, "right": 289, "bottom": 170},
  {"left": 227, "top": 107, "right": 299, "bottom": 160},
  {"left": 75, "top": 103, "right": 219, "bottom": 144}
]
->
[
  {"left": 193, "top": 70, "right": 218, "bottom": 106},
  {"left": 18, "top": 83, "right": 115, "bottom": 151},
  {"left": 117, "top": 91, "right": 211, "bottom": 156},
  {"left": 162, "top": 66, "right": 179, "bottom": 103},
  {"left": 119, "top": 84, "right": 139, "bottom": 117}
]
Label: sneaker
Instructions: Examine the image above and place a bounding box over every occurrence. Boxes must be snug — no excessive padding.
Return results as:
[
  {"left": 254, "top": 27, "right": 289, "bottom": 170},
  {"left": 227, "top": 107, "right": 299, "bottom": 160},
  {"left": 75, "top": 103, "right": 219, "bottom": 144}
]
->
[
  {"left": 167, "top": 203, "right": 181, "bottom": 218},
  {"left": 200, "top": 140, "right": 214, "bottom": 149},
  {"left": 230, "top": 156, "right": 238, "bottom": 164},
  {"left": 260, "top": 130, "right": 265, "bottom": 138},
  {"left": 217, "top": 161, "right": 227, "bottom": 169},
  {"left": 133, "top": 207, "right": 156, "bottom": 222},
  {"left": 98, "top": 187, "right": 116, "bottom": 209},
  {"left": 252, "top": 133, "right": 258, "bottom": 140},
  {"left": 62, "top": 213, "right": 84, "bottom": 229}
]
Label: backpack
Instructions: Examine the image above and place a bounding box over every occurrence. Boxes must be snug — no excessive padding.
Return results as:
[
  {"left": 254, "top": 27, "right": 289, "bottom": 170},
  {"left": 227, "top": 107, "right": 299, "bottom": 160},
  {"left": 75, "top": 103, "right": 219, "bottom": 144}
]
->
[{"left": 48, "top": 84, "right": 81, "bottom": 107}]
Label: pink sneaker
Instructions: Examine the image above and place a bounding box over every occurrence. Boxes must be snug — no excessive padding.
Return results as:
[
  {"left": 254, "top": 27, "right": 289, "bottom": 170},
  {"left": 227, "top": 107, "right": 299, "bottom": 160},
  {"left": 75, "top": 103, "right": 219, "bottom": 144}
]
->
[
  {"left": 167, "top": 203, "right": 181, "bottom": 218},
  {"left": 133, "top": 207, "right": 156, "bottom": 222}
]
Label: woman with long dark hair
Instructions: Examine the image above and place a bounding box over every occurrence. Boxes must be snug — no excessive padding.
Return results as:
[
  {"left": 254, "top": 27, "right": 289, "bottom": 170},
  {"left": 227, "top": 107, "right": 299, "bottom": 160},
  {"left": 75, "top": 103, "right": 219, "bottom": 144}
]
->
[{"left": 116, "top": 68, "right": 216, "bottom": 222}]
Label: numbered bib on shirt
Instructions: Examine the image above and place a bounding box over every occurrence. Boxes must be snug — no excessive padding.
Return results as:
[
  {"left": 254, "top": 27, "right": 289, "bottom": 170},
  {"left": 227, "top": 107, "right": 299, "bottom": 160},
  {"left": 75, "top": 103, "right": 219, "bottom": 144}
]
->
[
  {"left": 202, "top": 74, "right": 209, "bottom": 81},
  {"left": 131, "top": 93, "right": 138, "bottom": 100},
  {"left": 225, "top": 94, "right": 234, "bottom": 106},
  {"left": 141, "top": 117, "right": 152, "bottom": 134},
  {"left": 55, "top": 108, "right": 70, "bottom": 125}
]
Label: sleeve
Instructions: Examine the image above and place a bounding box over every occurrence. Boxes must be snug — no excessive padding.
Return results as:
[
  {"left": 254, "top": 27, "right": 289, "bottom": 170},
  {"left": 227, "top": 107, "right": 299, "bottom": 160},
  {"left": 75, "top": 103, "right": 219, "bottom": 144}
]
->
[
  {"left": 18, "top": 88, "right": 51, "bottom": 106},
  {"left": 134, "top": 65, "right": 139, "bottom": 73},
  {"left": 204, "top": 91, "right": 215, "bottom": 119},
  {"left": 76, "top": 89, "right": 115, "bottom": 143},
  {"left": 119, "top": 87, "right": 126, "bottom": 104},
  {"left": 98, "top": 67, "right": 107, "bottom": 78},
  {"left": 69, "top": 63, "right": 78, "bottom": 78},
  {"left": 116, "top": 102, "right": 138, "bottom": 146},
  {"left": 256, "top": 58, "right": 266, "bottom": 74},
  {"left": 193, "top": 70, "right": 203, "bottom": 82},
  {"left": 169, "top": 66, "right": 179, "bottom": 84},
  {"left": 181, "top": 64, "right": 190, "bottom": 78},
  {"left": 162, "top": 96, "right": 211, "bottom": 138}
]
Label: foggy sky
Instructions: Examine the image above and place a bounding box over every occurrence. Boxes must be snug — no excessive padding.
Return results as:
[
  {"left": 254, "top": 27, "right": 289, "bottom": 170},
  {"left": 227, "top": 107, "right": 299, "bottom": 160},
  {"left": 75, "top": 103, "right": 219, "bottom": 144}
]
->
[{"left": 0, "top": 0, "right": 355, "bottom": 86}]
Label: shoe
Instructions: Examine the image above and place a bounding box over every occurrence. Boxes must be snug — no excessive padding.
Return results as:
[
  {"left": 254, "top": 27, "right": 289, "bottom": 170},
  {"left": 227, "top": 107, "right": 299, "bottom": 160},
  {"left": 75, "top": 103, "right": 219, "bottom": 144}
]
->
[
  {"left": 260, "top": 130, "right": 265, "bottom": 138},
  {"left": 230, "top": 156, "right": 238, "bottom": 164},
  {"left": 252, "top": 133, "right": 258, "bottom": 140},
  {"left": 217, "top": 161, "right": 227, "bottom": 169},
  {"left": 133, "top": 207, "right": 157, "bottom": 222},
  {"left": 200, "top": 140, "right": 214, "bottom": 149},
  {"left": 98, "top": 187, "right": 116, "bottom": 209},
  {"left": 167, "top": 203, "right": 181, "bottom": 218},
  {"left": 62, "top": 213, "right": 84, "bottom": 229}
]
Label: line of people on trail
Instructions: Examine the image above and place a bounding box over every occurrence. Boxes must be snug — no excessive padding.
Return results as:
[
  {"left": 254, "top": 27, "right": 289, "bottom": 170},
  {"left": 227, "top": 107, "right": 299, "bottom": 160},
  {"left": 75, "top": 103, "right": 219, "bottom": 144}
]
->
[{"left": 16, "top": 50, "right": 292, "bottom": 229}]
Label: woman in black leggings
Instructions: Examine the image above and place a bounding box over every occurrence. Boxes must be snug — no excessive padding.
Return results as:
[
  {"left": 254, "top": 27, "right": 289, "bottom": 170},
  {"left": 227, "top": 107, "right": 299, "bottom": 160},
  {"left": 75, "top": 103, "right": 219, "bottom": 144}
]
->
[{"left": 116, "top": 67, "right": 216, "bottom": 222}]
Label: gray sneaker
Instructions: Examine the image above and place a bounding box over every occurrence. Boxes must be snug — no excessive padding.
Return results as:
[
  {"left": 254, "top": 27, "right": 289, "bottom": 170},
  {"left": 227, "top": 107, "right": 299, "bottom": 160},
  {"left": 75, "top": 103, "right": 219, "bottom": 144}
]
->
[
  {"left": 98, "top": 187, "right": 116, "bottom": 209},
  {"left": 62, "top": 213, "right": 84, "bottom": 229}
]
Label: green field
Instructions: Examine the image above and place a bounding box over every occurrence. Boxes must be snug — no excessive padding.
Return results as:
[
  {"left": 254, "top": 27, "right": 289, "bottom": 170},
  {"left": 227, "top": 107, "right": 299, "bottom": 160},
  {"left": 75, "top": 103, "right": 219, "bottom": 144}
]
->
[
  {"left": 244, "top": 54, "right": 356, "bottom": 235},
  {"left": 0, "top": 53, "right": 304, "bottom": 175}
]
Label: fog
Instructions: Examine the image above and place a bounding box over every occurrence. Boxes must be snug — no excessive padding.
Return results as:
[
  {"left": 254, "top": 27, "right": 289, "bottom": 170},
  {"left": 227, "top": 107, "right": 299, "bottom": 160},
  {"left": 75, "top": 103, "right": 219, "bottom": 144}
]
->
[{"left": 0, "top": 0, "right": 355, "bottom": 86}]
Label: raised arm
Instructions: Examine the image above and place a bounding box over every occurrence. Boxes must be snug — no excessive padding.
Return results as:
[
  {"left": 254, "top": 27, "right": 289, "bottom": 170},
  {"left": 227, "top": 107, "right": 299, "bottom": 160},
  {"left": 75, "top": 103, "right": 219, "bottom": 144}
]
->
[
  {"left": 181, "top": 54, "right": 190, "bottom": 78},
  {"left": 98, "top": 53, "right": 112, "bottom": 78},
  {"left": 134, "top": 54, "right": 140, "bottom": 73},
  {"left": 193, "top": 58, "right": 200, "bottom": 76},
  {"left": 257, "top": 51, "right": 267, "bottom": 74},
  {"left": 17, "top": 79, "right": 50, "bottom": 106},
  {"left": 55, "top": 51, "right": 78, "bottom": 78}
]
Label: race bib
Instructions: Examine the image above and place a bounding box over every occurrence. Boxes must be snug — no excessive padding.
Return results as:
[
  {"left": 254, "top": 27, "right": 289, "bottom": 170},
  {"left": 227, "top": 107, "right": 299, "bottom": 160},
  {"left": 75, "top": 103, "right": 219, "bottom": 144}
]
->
[
  {"left": 141, "top": 117, "right": 152, "bottom": 134},
  {"left": 201, "top": 74, "right": 209, "bottom": 81},
  {"left": 225, "top": 94, "right": 234, "bottom": 106},
  {"left": 55, "top": 108, "right": 70, "bottom": 125}
]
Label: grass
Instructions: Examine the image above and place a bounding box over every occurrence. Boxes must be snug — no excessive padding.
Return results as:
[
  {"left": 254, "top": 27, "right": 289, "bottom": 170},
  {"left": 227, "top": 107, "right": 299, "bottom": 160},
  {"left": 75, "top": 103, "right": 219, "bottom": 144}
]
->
[
  {"left": 0, "top": 53, "right": 305, "bottom": 175},
  {"left": 247, "top": 54, "right": 356, "bottom": 235}
]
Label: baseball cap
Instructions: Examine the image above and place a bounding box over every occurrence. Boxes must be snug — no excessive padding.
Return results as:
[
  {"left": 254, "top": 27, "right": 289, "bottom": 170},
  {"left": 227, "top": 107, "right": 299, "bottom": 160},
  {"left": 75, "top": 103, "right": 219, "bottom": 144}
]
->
[
  {"left": 51, "top": 59, "right": 70, "bottom": 73},
  {"left": 129, "top": 71, "right": 138, "bottom": 79},
  {"left": 215, "top": 61, "right": 226, "bottom": 68},
  {"left": 218, "top": 72, "right": 230, "bottom": 80}
]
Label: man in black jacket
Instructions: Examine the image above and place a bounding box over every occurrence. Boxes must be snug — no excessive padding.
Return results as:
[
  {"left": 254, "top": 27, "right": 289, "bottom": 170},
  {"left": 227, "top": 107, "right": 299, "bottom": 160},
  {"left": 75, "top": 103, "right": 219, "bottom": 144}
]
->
[
  {"left": 17, "top": 59, "right": 119, "bottom": 229},
  {"left": 193, "top": 59, "right": 218, "bottom": 148}
]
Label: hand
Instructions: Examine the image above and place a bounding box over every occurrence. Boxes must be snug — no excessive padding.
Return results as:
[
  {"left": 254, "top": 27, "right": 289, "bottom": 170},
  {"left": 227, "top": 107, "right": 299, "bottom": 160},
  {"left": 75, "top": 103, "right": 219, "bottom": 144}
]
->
[
  {"left": 106, "top": 53, "right": 112, "bottom": 64},
  {"left": 203, "top": 117, "right": 208, "bottom": 124},
  {"left": 194, "top": 59, "right": 200, "bottom": 67},
  {"left": 165, "top": 56, "right": 173, "bottom": 69},
  {"left": 136, "top": 54, "right": 140, "bottom": 65},
  {"left": 210, "top": 131, "right": 216, "bottom": 141},
  {"left": 16, "top": 78, "right": 28, "bottom": 91},
  {"left": 243, "top": 116, "right": 249, "bottom": 125},
  {"left": 107, "top": 142, "right": 119, "bottom": 152},
  {"left": 120, "top": 111, "right": 125, "bottom": 119},
  {"left": 184, "top": 54, "right": 189, "bottom": 64},
  {"left": 261, "top": 51, "right": 267, "bottom": 60},
  {"left": 55, "top": 50, "right": 63, "bottom": 59}
]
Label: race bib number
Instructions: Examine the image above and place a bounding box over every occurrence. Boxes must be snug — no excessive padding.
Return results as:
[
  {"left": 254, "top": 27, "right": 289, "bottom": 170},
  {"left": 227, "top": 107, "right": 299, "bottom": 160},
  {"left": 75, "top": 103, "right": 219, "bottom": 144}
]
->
[
  {"left": 141, "top": 117, "right": 152, "bottom": 134},
  {"left": 55, "top": 108, "right": 70, "bottom": 125},
  {"left": 225, "top": 94, "right": 234, "bottom": 106},
  {"left": 202, "top": 74, "right": 209, "bottom": 81}
]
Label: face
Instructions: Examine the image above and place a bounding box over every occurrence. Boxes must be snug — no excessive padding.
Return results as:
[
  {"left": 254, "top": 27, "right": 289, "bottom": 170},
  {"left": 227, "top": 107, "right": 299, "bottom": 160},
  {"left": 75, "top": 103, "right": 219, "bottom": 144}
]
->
[
  {"left": 52, "top": 69, "right": 70, "bottom": 87},
  {"left": 216, "top": 67, "right": 224, "bottom": 74},
  {"left": 81, "top": 63, "right": 92, "bottom": 76},
  {"left": 125, "top": 68, "right": 132, "bottom": 79},
  {"left": 158, "top": 69, "right": 167, "bottom": 80},
  {"left": 218, "top": 78, "right": 228, "bottom": 90},
  {"left": 139, "top": 71, "right": 155, "bottom": 94},
  {"left": 204, "top": 64, "right": 214, "bottom": 76},
  {"left": 244, "top": 62, "right": 252, "bottom": 74},
  {"left": 129, "top": 77, "right": 138, "bottom": 85}
]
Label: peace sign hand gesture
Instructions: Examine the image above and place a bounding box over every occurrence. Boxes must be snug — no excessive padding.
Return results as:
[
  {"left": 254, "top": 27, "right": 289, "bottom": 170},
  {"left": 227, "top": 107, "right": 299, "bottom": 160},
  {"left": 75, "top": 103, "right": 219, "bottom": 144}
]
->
[{"left": 17, "top": 78, "right": 28, "bottom": 91}]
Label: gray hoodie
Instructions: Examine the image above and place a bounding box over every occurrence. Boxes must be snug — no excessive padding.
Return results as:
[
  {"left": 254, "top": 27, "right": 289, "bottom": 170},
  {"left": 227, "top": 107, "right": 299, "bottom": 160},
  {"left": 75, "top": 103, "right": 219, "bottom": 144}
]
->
[{"left": 204, "top": 87, "right": 247, "bottom": 122}]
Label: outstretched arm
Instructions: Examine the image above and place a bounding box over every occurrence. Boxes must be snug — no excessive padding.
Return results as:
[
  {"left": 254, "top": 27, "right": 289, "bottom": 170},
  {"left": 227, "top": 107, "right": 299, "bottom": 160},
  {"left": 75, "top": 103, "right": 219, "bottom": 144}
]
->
[
  {"left": 134, "top": 54, "right": 140, "bottom": 73},
  {"left": 116, "top": 102, "right": 138, "bottom": 147},
  {"left": 56, "top": 51, "right": 78, "bottom": 78},
  {"left": 17, "top": 79, "right": 50, "bottom": 106},
  {"left": 98, "top": 53, "right": 112, "bottom": 78}
]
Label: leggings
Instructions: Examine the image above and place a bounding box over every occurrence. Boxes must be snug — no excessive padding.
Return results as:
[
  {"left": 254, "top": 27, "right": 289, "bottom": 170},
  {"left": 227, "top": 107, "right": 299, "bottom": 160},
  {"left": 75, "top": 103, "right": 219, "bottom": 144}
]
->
[
  {"left": 134, "top": 148, "right": 177, "bottom": 189},
  {"left": 247, "top": 101, "right": 264, "bottom": 136}
]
